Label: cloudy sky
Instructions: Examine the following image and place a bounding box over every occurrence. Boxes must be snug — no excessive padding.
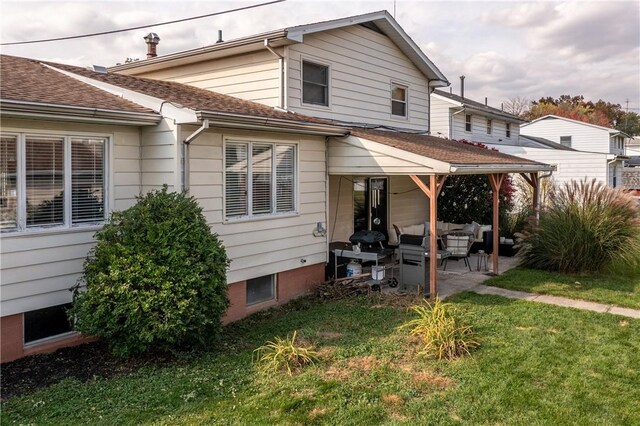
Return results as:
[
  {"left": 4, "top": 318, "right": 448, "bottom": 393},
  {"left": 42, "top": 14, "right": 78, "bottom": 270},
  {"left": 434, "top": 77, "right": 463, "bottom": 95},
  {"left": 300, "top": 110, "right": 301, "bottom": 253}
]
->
[{"left": 1, "top": 0, "right": 638, "bottom": 112}]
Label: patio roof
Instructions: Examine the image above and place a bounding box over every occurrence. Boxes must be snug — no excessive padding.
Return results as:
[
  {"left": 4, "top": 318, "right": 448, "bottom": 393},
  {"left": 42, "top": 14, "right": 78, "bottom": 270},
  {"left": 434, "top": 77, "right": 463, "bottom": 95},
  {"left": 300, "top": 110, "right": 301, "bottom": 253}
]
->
[{"left": 328, "top": 128, "right": 555, "bottom": 176}]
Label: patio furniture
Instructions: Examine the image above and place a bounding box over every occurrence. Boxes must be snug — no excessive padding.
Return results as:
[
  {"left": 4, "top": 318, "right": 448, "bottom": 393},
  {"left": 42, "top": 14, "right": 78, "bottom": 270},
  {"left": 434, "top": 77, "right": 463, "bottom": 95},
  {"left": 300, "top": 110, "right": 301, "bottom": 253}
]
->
[{"left": 443, "top": 234, "right": 472, "bottom": 271}]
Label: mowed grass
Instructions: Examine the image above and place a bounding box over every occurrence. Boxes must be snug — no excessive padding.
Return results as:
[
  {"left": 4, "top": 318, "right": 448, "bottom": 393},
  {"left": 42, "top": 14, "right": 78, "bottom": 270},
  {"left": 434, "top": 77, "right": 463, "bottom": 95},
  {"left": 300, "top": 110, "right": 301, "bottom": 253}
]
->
[
  {"left": 485, "top": 266, "right": 640, "bottom": 309},
  {"left": 2, "top": 293, "right": 639, "bottom": 425}
]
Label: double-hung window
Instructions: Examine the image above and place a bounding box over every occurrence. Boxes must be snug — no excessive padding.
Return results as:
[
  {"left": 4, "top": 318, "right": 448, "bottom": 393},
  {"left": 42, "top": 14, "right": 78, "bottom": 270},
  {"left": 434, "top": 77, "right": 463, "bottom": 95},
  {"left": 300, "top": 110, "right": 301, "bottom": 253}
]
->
[
  {"left": 391, "top": 83, "right": 408, "bottom": 117},
  {"left": 465, "top": 114, "right": 472, "bottom": 132},
  {"left": 302, "top": 61, "right": 329, "bottom": 106},
  {"left": 225, "top": 140, "right": 296, "bottom": 219},
  {"left": 505, "top": 123, "right": 511, "bottom": 138},
  {"left": 486, "top": 119, "right": 492, "bottom": 134},
  {"left": 0, "top": 133, "right": 106, "bottom": 232}
]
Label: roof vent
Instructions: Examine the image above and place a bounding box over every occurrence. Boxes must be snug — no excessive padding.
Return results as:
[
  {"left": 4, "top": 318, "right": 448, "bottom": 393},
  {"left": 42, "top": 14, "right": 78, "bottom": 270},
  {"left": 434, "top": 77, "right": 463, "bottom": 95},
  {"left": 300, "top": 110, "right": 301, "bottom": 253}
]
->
[
  {"left": 144, "top": 32, "right": 160, "bottom": 58},
  {"left": 459, "top": 75, "right": 465, "bottom": 98},
  {"left": 216, "top": 30, "right": 224, "bottom": 44},
  {"left": 90, "top": 65, "right": 108, "bottom": 74}
]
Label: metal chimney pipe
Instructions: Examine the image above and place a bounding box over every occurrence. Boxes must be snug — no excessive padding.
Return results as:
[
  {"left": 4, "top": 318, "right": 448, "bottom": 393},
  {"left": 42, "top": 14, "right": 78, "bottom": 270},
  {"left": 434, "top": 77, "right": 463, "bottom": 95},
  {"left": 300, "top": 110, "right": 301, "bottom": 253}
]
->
[
  {"left": 144, "top": 33, "right": 160, "bottom": 58},
  {"left": 485, "top": 97, "right": 488, "bottom": 106},
  {"left": 460, "top": 75, "right": 465, "bottom": 98},
  {"left": 216, "top": 30, "right": 224, "bottom": 43}
]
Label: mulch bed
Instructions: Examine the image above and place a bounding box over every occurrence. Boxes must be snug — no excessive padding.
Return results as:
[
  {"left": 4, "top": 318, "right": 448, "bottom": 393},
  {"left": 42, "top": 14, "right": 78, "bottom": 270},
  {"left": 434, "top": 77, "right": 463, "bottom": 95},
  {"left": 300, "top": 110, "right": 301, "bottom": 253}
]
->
[{"left": 0, "top": 341, "right": 179, "bottom": 401}]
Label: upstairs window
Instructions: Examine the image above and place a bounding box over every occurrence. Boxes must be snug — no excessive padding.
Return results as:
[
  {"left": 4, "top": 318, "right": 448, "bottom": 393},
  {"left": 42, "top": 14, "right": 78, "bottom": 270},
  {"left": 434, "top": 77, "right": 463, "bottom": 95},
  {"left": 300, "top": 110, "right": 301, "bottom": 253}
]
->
[
  {"left": 391, "top": 83, "right": 408, "bottom": 117},
  {"left": 302, "top": 61, "right": 328, "bottom": 106},
  {"left": 506, "top": 123, "right": 511, "bottom": 138},
  {"left": 465, "top": 114, "right": 472, "bottom": 132},
  {"left": 225, "top": 140, "right": 296, "bottom": 219},
  {"left": 486, "top": 119, "right": 492, "bottom": 134},
  {"left": 1, "top": 133, "right": 106, "bottom": 233},
  {"left": 560, "top": 136, "right": 572, "bottom": 147}
]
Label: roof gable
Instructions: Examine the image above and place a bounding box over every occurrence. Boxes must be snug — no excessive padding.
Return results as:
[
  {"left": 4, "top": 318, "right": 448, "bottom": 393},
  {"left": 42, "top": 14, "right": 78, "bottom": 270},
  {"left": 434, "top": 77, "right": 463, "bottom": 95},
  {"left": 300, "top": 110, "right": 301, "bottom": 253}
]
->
[{"left": 522, "top": 114, "right": 626, "bottom": 136}]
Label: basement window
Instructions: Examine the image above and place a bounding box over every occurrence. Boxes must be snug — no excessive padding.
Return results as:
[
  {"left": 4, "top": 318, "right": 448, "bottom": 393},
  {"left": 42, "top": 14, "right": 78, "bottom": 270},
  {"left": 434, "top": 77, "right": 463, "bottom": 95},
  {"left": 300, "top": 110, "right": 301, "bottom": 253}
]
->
[
  {"left": 246, "top": 274, "right": 276, "bottom": 305},
  {"left": 24, "top": 303, "right": 73, "bottom": 344}
]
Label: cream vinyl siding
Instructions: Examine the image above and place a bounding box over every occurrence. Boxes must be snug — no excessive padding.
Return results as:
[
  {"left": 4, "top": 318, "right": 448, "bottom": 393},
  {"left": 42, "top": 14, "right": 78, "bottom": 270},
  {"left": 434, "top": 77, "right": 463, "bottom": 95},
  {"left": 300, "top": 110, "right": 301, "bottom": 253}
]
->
[
  {"left": 328, "top": 175, "right": 428, "bottom": 243},
  {"left": 428, "top": 96, "right": 452, "bottom": 138},
  {"left": 521, "top": 118, "right": 613, "bottom": 154},
  {"left": 140, "top": 118, "right": 181, "bottom": 192},
  {"left": 287, "top": 25, "right": 430, "bottom": 130},
  {"left": 0, "top": 119, "right": 142, "bottom": 317},
  {"left": 130, "top": 51, "right": 282, "bottom": 107},
  {"left": 183, "top": 127, "right": 327, "bottom": 284}
]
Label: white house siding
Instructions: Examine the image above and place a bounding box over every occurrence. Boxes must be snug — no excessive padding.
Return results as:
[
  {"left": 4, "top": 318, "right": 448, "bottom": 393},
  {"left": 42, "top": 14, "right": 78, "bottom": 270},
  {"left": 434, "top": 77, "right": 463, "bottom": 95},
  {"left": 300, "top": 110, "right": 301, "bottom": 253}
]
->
[
  {"left": 0, "top": 119, "right": 142, "bottom": 317},
  {"left": 486, "top": 144, "right": 609, "bottom": 186},
  {"left": 130, "top": 51, "right": 282, "bottom": 107},
  {"left": 183, "top": 126, "right": 328, "bottom": 284},
  {"left": 287, "top": 25, "right": 431, "bottom": 131},
  {"left": 428, "top": 96, "right": 451, "bottom": 138},
  {"left": 521, "top": 118, "right": 611, "bottom": 154},
  {"left": 451, "top": 113, "right": 520, "bottom": 145},
  {"left": 141, "top": 118, "right": 181, "bottom": 192},
  {"left": 328, "top": 175, "right": 428, "bottom": 243}
]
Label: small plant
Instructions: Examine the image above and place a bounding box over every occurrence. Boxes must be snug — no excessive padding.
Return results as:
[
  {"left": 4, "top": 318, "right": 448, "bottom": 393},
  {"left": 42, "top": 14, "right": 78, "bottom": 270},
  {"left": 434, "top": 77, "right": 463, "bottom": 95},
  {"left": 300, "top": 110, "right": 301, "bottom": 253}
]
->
[
  {"left": 399, "top": 298, "right": 479, "bottom": 360},
  {"left": 253, "top": 330, "right": 319, "bottom": 375},
  {"left": 518, "top": 179, "right": 640, "bottom": 273}
]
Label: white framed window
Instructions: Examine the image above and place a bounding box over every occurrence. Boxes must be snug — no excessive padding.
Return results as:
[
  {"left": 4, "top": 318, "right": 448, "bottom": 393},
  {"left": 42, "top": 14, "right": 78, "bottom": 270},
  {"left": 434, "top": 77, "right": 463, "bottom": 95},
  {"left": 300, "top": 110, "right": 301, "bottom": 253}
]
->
[
  {"left": 246, "top": 274, "right": 276, "bottom": 305},
  {"left": 302, "top": 60, "right": 329, "bottom": 106},
  {"left": 465, "top": 114, "right": 472, "bottom": 132},
  {"left": 486, "top": 119, "right": 492, "bottom": 134},
  {"left": 391, "top": 83, "right": 408, "bottom": 117},
  {"left": 224, "top": 140, "right": 296, "bottom": 220},
  {"left": 560, "top": 136, "right": 572, "bottom": 147},
  {"left": 506, "top": 123, "right": 511, "bottom": 138},
  {"left": 1, "top": 132, "right": 107, "bottom": 233}
]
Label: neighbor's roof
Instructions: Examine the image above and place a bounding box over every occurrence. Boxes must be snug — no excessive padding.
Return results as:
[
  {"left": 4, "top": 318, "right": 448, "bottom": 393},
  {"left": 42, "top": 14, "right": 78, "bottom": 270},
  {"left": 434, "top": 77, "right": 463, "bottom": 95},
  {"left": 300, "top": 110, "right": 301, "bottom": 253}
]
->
[
  {"left": 432, "top": 89, "right": 527, "bottom": 123},
  {"left": 0, "top": 54, "right": 160, "bottom": 124},
  {"left": 519, "top": 135, "right": 576, "bottom": 151},
  {"left": 350, "top": 128, "right": 551, "bottom": 172},
  {"left": 522, "top": 114, "right": 630, "bottom": 137},
  {"left": 110, "top": 10, "right": 449, "bottom": 86}
]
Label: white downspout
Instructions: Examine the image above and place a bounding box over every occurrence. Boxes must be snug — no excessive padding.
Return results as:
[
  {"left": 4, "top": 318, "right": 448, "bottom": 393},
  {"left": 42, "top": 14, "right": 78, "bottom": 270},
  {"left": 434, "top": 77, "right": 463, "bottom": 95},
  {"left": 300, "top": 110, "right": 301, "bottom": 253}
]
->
[
  {"left": 264, "top": 39, "right": 285, "bottom": 109},
  {"left": 182, "top": 119, "right": 210, "bottom": 191}
]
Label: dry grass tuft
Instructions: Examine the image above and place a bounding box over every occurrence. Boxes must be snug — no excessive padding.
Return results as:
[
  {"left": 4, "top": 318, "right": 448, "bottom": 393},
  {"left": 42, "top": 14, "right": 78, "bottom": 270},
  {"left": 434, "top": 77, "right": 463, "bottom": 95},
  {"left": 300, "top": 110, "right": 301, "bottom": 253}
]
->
[
  {"left": 411, "top": 371, "right": 455, "bottom": 390},
  {"left": 381, "top": 393, "right": 404, "bottom": 406}
]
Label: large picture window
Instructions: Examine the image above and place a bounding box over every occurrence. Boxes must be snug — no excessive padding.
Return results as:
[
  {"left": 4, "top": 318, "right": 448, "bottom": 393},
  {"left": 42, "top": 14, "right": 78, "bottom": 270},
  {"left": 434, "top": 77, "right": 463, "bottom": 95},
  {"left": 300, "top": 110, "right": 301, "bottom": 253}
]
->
[
  {"left": 302, "top": 61, "right": 329, "bottom": 106},
  {"left": 225, "top": 141, "right": 296, "bottom": 219},
  {"left": 0, "top": 133, "right": 106, "bottom": 232}
]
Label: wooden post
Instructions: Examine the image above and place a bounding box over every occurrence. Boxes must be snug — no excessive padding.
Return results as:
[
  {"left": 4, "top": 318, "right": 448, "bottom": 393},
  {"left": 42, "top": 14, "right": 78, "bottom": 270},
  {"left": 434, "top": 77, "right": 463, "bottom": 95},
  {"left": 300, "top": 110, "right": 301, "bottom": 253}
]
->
[
  {"left": 409, "top": 174, "right": 444, "bottom": 298},
  {"left": 488, "top": 173, "right": 504, "bottom": 275}
]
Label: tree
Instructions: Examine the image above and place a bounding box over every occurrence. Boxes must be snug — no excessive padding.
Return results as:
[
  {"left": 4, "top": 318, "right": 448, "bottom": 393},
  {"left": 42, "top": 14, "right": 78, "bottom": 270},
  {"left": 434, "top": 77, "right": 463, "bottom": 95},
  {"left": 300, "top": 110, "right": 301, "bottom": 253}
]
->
[{"left": 503, "top": 96, "right": 531, "bottom": 117}]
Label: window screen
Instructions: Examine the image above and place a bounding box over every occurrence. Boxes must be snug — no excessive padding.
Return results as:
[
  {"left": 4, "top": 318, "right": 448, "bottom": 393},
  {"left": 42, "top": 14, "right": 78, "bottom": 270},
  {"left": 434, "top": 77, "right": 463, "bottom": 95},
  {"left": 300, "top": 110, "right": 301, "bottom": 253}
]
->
[
  {"left": 71, "top": 138, "right": 105, "bottom": 223},
  {"left": 246, "top": 274, "right": 275, "bottom": 305},
  {"left": 225, "top": 143, "right": 248, "bottom": 217},
  {"left": 26, "top": 136, "right": 64, "bottom": 227},
  {"left": 302, "top": 61, "right": 328, "bottom": 106},
  {"left": 0, "top": 135, "right": 18, "bottom": 230},
  {"left": 560, "top": 136, "right": 572, "bottom": 147},
  {"left": 276, "top": 145, "right": 295, "bottom": 212},
  {"left": 391, "top": 84, "right": 407, "bottom": 117},
  {"left": 252, "top": 144, "right": 273, "bottom": 214}
]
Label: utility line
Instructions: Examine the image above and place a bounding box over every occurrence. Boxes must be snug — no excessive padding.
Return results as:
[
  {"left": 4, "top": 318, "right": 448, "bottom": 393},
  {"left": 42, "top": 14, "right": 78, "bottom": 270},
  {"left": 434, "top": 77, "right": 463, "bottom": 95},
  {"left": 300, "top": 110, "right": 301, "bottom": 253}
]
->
[{"left": 1, "top": 0, "right": 285, "bottom": 46}]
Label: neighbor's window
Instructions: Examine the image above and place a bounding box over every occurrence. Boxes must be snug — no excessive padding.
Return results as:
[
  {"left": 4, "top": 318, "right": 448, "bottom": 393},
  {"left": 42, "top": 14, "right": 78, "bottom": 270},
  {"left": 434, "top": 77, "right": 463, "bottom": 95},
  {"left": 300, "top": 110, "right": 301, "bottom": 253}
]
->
[
  {"left": 246, "top": 274, "right": 275, "bottom": 305},
  {"left": 465, "top": 114, "right": 472, "bottom": 132},
  {"left": 486, "top": 119, "right": 492, "bottom": 134},
  {"left": 225, "top": 141, "right": 296, "bottom": 219},
  {"left": 24, "top": 303, "right": 73, "bottom": 344},
  {"left": 1, "top": 133, "right": 106, "bottom": 232},
  {"left": 506, "top": 123, "right": 511, "bottom": 138},
  {"left": 560, "top": 136, "right": 572, "bottom": 147},
  {"left": 302, "top": 61, "right": 328, "bottom": 106},
  {"left": 391, "top": 83, "right": 408, "bottom": 117}
]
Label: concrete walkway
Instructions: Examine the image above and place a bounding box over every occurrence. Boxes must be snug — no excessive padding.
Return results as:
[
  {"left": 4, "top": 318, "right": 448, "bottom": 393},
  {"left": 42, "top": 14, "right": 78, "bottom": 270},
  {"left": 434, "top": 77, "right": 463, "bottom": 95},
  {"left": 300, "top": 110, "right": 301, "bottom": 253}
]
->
[{"left": 385, "top": 254, "right": 640, "bottom": 319}]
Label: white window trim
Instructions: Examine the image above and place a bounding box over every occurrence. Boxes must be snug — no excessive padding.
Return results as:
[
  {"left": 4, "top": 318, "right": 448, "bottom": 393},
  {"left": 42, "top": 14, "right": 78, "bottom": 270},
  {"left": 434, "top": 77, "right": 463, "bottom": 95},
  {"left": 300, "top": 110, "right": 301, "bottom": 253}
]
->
[
  {"left": 223, "top": 137, "right": 299, "bottom": 222},
  {"left": 390, "top": 81, "right": 409, "bottom": 120},
  {"left": 465, "top": 114, "right": 472, "bottom": 132},
  {"left": 1, "top": 129, "right": 111, "bottom": 235},
  {"left": 300, "top": 57, "right": 331, "bottom": 110}
]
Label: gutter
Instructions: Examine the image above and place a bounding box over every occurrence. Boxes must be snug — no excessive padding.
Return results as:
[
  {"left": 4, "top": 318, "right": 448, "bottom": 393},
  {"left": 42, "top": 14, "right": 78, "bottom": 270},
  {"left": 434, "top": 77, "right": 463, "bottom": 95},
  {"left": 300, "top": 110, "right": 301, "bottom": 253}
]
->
[
  {"left": 182, "top": 119, "right": 210, "bottom": 191},
  {"left": 264, "top": 39, "right": 285, "bottom": 109},
  {"left": 449, "top": 163, "right": 556, "bottom": 175},
  {"left": 0, "top": 99, "right": 161, "bottom": 126}
]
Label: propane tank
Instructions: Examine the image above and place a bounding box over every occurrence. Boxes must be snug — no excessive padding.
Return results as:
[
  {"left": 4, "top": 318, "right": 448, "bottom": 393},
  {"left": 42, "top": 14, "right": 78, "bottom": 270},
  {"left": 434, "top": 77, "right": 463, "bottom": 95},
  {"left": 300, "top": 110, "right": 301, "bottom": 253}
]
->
[{"left": 346, "top": 259, "right": 362, "bottom": 277}]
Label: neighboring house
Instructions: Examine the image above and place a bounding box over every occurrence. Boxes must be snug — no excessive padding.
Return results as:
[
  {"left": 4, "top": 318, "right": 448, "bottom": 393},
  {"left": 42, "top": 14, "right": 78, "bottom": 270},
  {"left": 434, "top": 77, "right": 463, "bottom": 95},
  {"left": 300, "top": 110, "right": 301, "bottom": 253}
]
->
[
  {"left": 429, "top": 89, "right": 527, "bottom": 144},
  {"left": 521, "top": 115, "right": 628, "bottom": 187}
]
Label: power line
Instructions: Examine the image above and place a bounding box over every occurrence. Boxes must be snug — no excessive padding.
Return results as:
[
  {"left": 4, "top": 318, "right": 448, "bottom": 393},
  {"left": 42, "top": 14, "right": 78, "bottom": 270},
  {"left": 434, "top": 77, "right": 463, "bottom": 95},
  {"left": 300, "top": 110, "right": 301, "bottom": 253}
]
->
[{"left": 1, "top": 0, "right": 285, "bottom": 46}]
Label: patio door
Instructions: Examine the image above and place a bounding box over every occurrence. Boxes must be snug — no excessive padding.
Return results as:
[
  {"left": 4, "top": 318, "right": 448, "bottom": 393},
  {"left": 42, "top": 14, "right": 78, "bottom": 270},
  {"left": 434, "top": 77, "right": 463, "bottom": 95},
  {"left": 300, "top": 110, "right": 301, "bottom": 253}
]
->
[{"left": 353, "top": 177, "right": 388, "bottom": 240}]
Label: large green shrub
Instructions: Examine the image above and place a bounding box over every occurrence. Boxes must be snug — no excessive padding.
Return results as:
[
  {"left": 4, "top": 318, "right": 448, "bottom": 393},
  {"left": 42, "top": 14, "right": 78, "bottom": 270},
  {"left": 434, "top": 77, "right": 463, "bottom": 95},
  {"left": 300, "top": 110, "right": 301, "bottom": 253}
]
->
[
  {"left": 70, "top": 186, "right": 229, "bottom": 357},
  {"left": 518, "top": 179, "right": 640, "bottom": 274}
]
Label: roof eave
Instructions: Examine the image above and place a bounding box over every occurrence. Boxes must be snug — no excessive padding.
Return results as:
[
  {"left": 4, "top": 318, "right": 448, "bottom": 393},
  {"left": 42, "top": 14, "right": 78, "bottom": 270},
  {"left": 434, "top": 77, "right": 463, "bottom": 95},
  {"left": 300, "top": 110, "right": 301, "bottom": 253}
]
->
[
  {"left": 0, "top": 99, "right": 161, "bottom": 126},
  {"left": 449, "top": 163, "right": 556, "bottom": 175}
]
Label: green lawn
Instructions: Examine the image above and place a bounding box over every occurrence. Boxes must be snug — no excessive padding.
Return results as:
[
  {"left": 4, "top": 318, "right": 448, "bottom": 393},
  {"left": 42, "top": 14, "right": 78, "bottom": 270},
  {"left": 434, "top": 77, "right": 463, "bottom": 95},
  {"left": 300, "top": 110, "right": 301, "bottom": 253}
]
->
[
  {"left": 2, "top": 293, "right": 639, "bottom": 425},
  {"left": 485, "top": 267, "right": 640, "bottom": 309}
]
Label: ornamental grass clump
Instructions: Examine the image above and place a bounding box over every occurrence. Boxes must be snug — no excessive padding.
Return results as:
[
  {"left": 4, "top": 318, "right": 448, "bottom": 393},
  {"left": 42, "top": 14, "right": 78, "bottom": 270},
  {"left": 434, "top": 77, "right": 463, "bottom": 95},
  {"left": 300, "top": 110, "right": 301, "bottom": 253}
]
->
[
  {"left": 518, "top": 179, "right": 640, "bottom": 274},
  {"left": 253, "top": 330, "right": 319, "bottom": 375},
  {"left": 400, "top": 298, "right": 479, "bottom": 360},
  {"left": 69, "top": 186, "right": 229, "bottom": 357}
]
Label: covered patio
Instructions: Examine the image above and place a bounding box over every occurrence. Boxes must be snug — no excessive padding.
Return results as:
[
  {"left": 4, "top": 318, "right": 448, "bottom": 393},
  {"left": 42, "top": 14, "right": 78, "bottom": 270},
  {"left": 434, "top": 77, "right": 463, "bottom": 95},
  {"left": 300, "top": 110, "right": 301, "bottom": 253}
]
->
[{"left": 327, "top": 128, "right": 555, "bottom": 297}]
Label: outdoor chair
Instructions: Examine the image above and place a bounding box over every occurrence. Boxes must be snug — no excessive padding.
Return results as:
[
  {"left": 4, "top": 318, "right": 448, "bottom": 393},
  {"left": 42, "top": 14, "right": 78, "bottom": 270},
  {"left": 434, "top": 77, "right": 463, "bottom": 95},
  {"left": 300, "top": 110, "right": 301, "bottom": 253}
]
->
[{"left": 443, "top": 234, "right": 472, "bottom": 271}]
